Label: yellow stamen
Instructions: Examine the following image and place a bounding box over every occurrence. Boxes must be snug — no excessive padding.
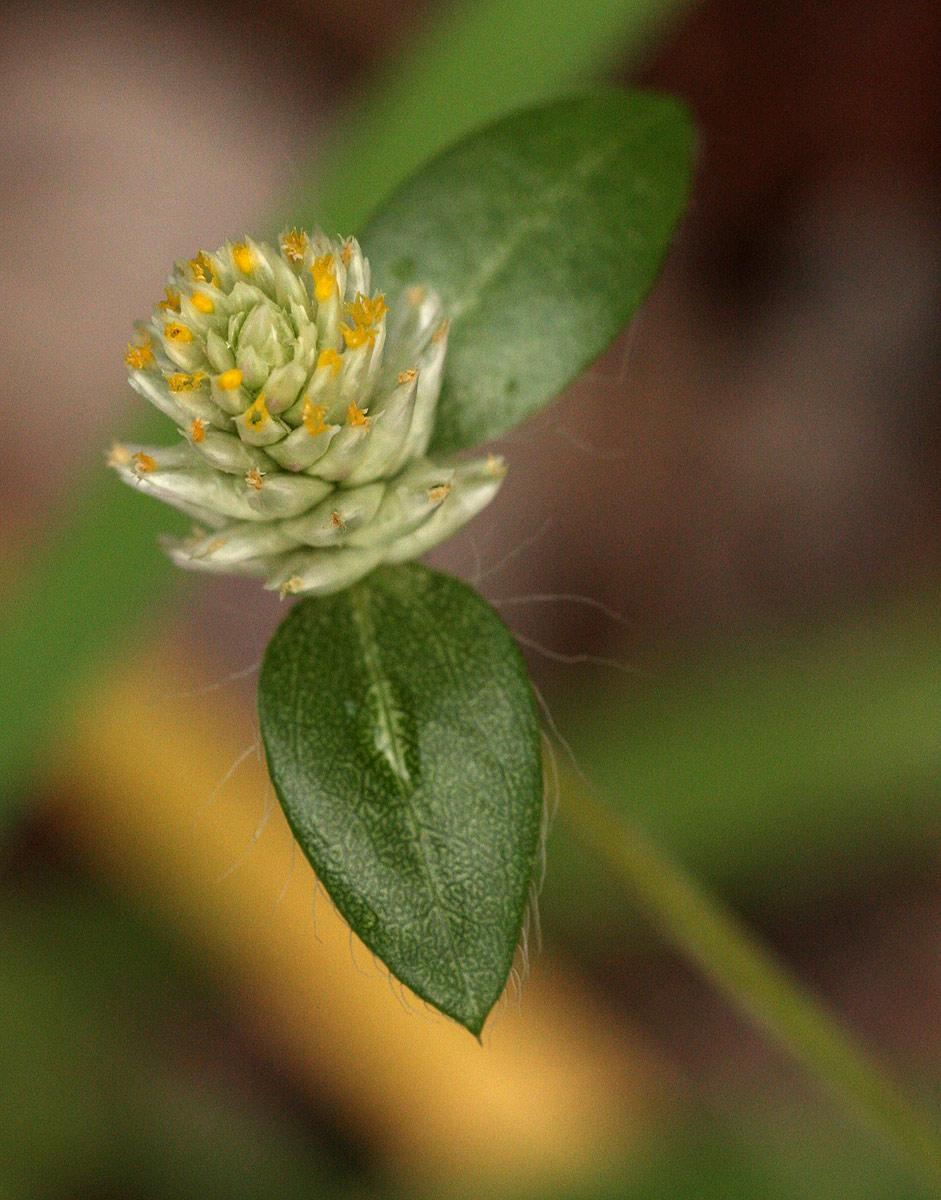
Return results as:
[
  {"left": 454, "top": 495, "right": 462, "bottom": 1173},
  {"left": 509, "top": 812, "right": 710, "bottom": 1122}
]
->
[
  {"left": 316, "top": 348, "right": 342, "bottom": 374},
  {"left": 407, "top": 285, "right": 427, "bottom": 307},
  {"left": 302, "top": 398, "right": 328, "bottom": 437},
  {"left": 232, "top": 242, "right": 253, "bottom": 274},
  {"left": 132, "top": 452, "right": 156, "bottom": 473},
  {"left": 167, "top": 371, "right": 206, "bottom": 392},
  {"left": 432, "top": 318, "right": 450, "bottom": 343},
  {"left": 280, "top": 575, "right": 303, "bottom": 597},
  {"left": 158, "top": 288, "right": 181, "bottom": 313},
  {"left": 190, "top": 418, "right": 205, "bottom": 443},
  {"left": 346, "top": 402, "right": 369, "bottom": 428},
  {"left": 245, "top": 394, "right": 269, "bottom": 428},
  {"left": 107, "top": 443, "right": 132, "bottom": 468},
  {"left": 190, "top": 291, "right": 214, "bottom": 315},
  {"left": 245, "top": 468, "right": 264, "bottom": 490},
  {"left": 188, "top": 251, "right": 219, "bottom": 286},
  {"left": 164, "top": 321, "right": 193, "bottom": 343},
  {"left": 343, "top": 297, "right": 366, "bottom": 326},
  {"left": 427, "top": 483, "right": 451, "bottom": 503},
  {"left": 280, "top": 229, "right": 309, "bottom": 263},
  {"left": 340, "top": 239, "right": 354, "bottom": 265},
  {"left": 369, "top": 292, "right": 388, "bottom": 322},
  {"left": 216, "top": 368, "right": 243, "bottom": 391},
  {"left": 340, "top": 323, "right": 375, "bottom": 350},
  {"left": 398, "top": 368, "right": 417, "bottom": 385},
  {"left": 330, "top": 510, "right": 345, "bottom": 530},
  {"left": 124, "top": 341, "right": 153, "bottom": 370},
  {"left": 343, "top": 291, "right": 388, "bottom": 329},
  {"left": 310, "top": 254, "right": 336, "bottom": 304}
]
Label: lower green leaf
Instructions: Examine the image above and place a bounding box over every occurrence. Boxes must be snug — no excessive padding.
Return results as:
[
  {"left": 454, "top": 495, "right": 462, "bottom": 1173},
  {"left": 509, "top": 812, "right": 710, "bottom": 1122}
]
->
[{"left": 257, "top": 563, "right": 543, "bottom": 1034}]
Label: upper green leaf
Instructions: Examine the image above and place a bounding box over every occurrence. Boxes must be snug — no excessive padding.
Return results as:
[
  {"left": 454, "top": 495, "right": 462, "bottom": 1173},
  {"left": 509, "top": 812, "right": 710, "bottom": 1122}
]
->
[
  {"left": 257, "top": 564, "right": 543, "bottom": 1034},
  {"left": 360, "top": 89, "right": 695, "bottom": 453}
]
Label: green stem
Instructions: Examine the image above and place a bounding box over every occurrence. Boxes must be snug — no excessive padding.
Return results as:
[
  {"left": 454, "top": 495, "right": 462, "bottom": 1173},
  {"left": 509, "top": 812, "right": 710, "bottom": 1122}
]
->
[{"left": 562, "top": 783, "right": 941, "bottom": 1188}]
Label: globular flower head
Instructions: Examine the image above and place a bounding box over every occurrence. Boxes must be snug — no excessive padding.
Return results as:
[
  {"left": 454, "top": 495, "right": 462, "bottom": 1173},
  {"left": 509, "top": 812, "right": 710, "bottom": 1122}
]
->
[{"left": 110, "top": 230, "right": 505, "bottom": 595}]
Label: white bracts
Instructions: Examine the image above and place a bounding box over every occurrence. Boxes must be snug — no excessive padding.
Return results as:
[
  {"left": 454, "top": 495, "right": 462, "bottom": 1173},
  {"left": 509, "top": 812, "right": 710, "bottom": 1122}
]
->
[{"left": 111, "top": 231, "right": 505, "bottom": 595}]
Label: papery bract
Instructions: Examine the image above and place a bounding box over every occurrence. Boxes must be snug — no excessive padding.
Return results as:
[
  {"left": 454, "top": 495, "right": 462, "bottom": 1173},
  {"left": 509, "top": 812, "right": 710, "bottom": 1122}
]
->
[{"left": 111, "top": 231, "right": 504, "bottom": 596}]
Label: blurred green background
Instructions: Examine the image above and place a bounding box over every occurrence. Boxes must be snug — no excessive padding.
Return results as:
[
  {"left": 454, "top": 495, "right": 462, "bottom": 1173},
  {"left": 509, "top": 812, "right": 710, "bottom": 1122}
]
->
[{"left": 1, "top": 0, "right": 939, "bottom": 1195}]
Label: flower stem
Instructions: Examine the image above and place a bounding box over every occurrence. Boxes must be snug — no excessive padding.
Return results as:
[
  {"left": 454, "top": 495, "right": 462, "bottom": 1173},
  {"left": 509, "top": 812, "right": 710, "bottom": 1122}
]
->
[{"left": 562, "top": 783, "right": 941, "bottom": 1187}]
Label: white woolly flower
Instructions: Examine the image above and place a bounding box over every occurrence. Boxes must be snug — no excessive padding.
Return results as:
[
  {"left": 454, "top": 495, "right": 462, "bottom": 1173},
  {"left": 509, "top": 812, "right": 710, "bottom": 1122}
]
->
[{"left": 111, "top": 230, "right": 505, "bottom": 596}]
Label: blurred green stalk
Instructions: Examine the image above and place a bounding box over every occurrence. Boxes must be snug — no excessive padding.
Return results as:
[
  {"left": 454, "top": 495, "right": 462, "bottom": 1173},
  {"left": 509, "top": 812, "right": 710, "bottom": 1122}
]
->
[
  {"left": 545, "top": 591, "right": 941, "bottom": 930},
  {"left": 0, "top": 0, "right": 690, "bottom": 827},
  {"left": 564, "top": 783, "right": 941, "bottom": 1191}
]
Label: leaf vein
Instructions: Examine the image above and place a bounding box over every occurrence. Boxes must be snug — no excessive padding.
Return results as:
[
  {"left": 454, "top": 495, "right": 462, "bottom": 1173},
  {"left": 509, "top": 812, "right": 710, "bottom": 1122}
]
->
[{"left": 446, "top": 139, "right": 616, "bottom": 324}]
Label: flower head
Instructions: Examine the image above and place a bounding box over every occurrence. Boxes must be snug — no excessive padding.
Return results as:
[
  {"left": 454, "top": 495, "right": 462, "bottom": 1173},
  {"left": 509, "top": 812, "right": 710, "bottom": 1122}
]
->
[{"left": 111, "top": 231, "right": 504, "bottom": 595}]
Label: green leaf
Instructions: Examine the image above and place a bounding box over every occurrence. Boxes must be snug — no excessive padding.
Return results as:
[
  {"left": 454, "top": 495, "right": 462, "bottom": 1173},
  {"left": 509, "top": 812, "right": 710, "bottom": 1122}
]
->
[
  {"left": 360, "top": 89, "right": 695, "bottom": 453},
  {"left": 257, "top": 564, "right": 543, "bottom": 1034}
]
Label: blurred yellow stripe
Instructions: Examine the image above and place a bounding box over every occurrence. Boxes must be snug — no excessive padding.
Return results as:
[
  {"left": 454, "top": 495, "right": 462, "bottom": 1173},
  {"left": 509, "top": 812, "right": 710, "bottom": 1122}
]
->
[{"left": 57, "top": 651, "right": 660, "bottom": 1194}]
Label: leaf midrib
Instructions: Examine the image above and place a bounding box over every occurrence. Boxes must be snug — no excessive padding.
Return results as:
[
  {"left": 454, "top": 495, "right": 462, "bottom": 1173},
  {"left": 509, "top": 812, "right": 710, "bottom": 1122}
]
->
[
  {"left": 350, "top": 583, "right": 477, "bottom": 1020},
  {"left": 444, "top": 138, "right": 616, "bottom": 325}
]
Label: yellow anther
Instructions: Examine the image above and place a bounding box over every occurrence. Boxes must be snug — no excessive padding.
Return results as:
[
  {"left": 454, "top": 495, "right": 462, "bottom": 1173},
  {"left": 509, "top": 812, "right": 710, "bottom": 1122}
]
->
[
  {"left": 398, "top": 368, "right": 417, "bottom": 385},
  {"left": 280, "top": 575, "right": 303, "bottom": 597},
  {"left": 190, "top": 418, "right": 205, "bottom": 443},
  {"left": 167, "top": 371, "right": 206, "bottom": 392},
  {"left": 245, "top": 394, "right": 269, "bottom": 428},
  {"left": 188, "top": 251, "right": 218, "bottom": 286},
  {"left": 164, "top": 321, "right": 193, "bottom": 343},
  {"left": 346, "top": 402, "right": 369, "bottom": 428},
  {"left": 132, "top": 452, "right": 156, "bottom": 473},
  {"left": 340, "top": 323, "right": 375, "bottom": 350},
  {"left": 232, "top": 243, "right": 253, "bottom": 273},
  {"left": 341, "top": 239, "right": 355, "bottom": 265},
  {"left": 310, "top": 254, "right": 336, "bottom": 303},
  {"left": 217, "top": 368, "right": 243, "bottom": 391},
  {"left": 245, "top": 468, "right": 264, "bottom": 490},
  {"left": 432, "top": 318, "right": 450, "bottom": 343},
  {"left": 190, "top": 291, "right": 214, "bottom": 314},
  {"left": 316, "top": 348, "right": 342, "bottom": 374},
  {"left": 302, "top": 398, "right": 328, "bottom": 436},
  {"left": 343, "top": 296, "right": 366, "bottom": 326},
  {"left": 124, "top": 341, "right": 153, "bottom": 369},
  {"left": 107, "top": 443, "right": 132, "bottom": 468},
  {"left": 343, "top": 291, "right": 388, "bottom": 329},
  {"left": 330, "top": 510, "right": 345, "bottom": 530},
  {"left": 158, "top": 288, "right": 181, "bottom": 313},
  {"left": 427, "top": 483, "right": 451, "bottom": 503},
  {"left": 280, "top": 229, "right": 308, "bottom": 263}
]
